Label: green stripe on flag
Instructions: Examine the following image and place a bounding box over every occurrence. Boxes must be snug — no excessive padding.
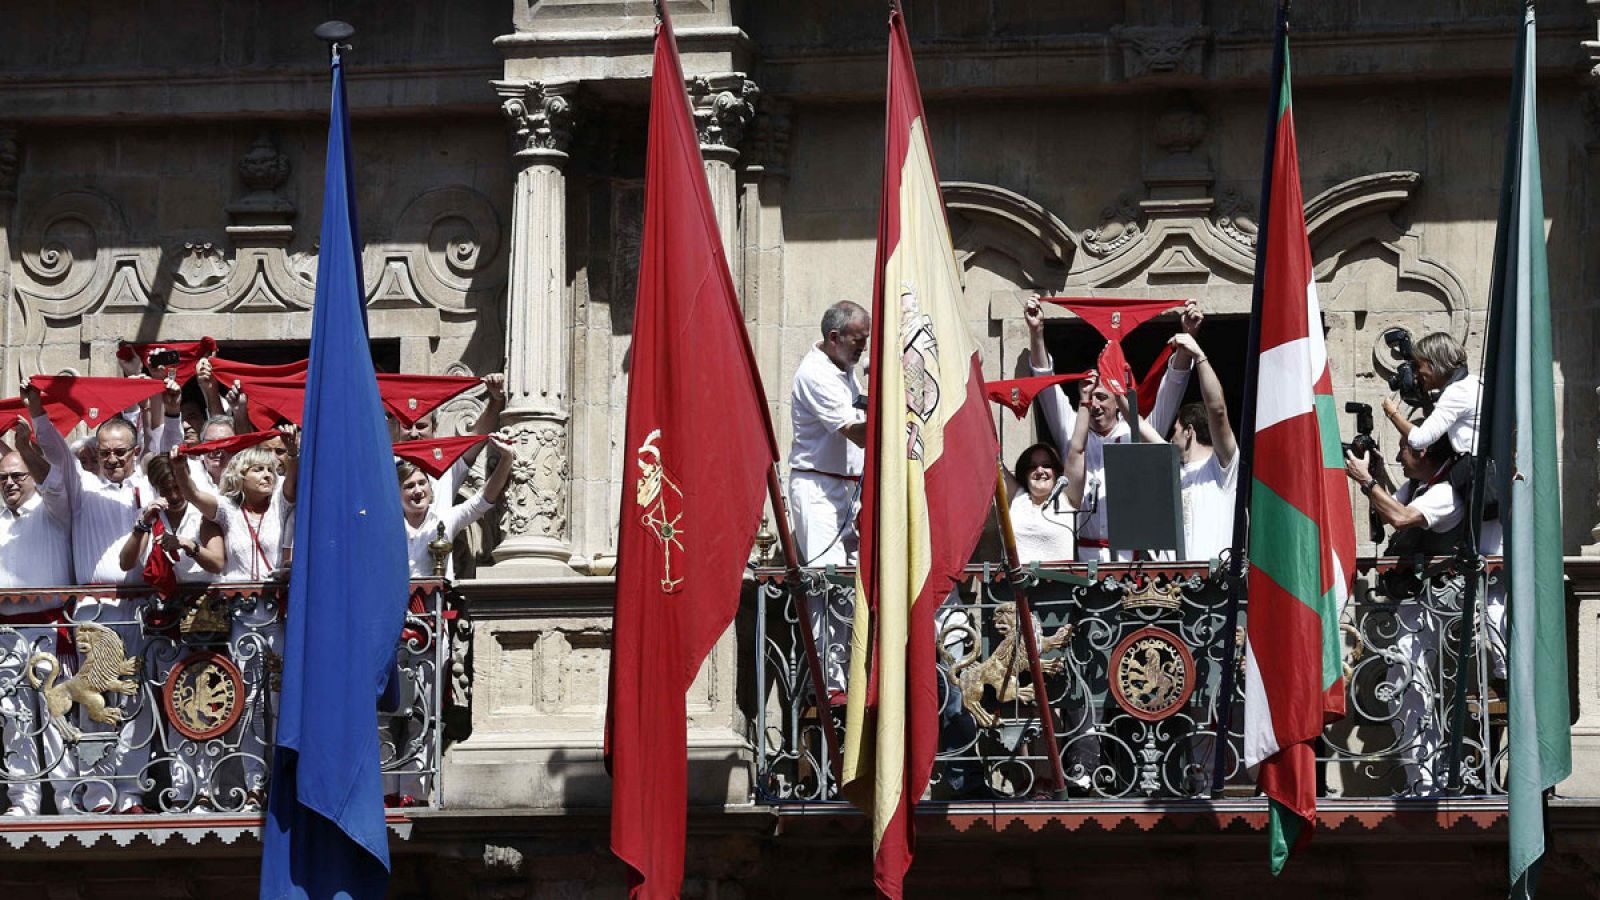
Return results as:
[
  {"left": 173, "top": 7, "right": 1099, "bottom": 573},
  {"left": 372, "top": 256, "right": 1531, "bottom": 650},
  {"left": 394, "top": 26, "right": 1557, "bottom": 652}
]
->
[
  {"left": 1268, "top": 799, "right": 1301, "bottom": 877},
  {"left": 1314, "top": 394, "right": 1343, "bottom": 471},
  {"left": 1249, "top": 479, "right": 1324, "bottom": 610},
  {"left": 1320, "top": 583, "right": 1342, "bottom": 691}
]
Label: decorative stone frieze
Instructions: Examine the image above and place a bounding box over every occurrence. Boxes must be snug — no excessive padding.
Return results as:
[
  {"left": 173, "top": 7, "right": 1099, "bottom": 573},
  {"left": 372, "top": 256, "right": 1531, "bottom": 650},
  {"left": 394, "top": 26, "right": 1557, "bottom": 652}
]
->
[
  {"left": 500, "top": 80, "right": 576, "bottom": 157},
  {"left": 1112, "top": 26, "right": 1210, "bottom": 81}
]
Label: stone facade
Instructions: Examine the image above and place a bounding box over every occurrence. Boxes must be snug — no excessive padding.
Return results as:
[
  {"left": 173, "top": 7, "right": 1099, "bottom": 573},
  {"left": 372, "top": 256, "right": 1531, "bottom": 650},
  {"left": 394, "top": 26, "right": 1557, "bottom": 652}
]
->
[{"left": 4, "top": 0, "right": 1600, "bottom": 895}]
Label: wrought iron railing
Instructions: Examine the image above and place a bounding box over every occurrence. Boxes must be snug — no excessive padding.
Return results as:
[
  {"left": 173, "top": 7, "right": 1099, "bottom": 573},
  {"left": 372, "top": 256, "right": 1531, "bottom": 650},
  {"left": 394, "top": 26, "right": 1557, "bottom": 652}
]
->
[
  {"left": 753, "top": 558, "right": 1507, "bottom": 803},
  {"left": 0, "top": 580, "right": 452, "bottom": 817}
]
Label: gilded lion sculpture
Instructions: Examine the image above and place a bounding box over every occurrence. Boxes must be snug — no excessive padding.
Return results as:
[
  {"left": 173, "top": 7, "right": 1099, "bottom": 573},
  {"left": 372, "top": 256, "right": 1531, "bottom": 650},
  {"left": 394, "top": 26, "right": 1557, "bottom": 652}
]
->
[{"left": 25, "top": 621, "right": 141, "bottom": 743}]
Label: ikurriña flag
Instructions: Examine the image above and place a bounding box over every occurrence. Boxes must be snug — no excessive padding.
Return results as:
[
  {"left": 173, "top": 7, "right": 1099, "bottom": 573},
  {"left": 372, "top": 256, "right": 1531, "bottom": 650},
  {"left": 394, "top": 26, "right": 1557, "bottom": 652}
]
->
[
  {"left": 1239, "top": 7, "right": 1357, "bottom": 876},
  {"left": 841, "top": 4, "right": 1000, "bottom": 898},
  {"left": 604, "top": 5, "right": 779, "bottom": 899}
]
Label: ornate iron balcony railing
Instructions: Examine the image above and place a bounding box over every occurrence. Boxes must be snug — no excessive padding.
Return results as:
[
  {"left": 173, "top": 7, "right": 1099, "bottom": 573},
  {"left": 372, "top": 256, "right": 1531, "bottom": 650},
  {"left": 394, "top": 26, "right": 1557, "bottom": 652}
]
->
[
  {"left": 0, "top": 580, "right": 454, "bottom": 817},
  {"left": 754, "top": 557, "right": 1506, "bottom": 804}
]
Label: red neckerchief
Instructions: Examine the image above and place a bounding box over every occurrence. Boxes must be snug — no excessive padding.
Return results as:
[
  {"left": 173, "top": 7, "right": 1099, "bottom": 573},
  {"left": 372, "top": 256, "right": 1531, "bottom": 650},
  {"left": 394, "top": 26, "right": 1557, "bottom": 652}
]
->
[
  {"left": 1039, "top": 297, "right": 1185, "bottom": 395},
  {"left": 177, "top": 429, "right": 280, "bottom": 458},
  {"left": 29, "top": 375, "right": 167, "bottom": 431},
  {"left": 393, "top": 435, "right": 491, "bottom": 478},
  {"left": 984, "top": 372, "right": 1094, "bottom": 419},
  {"left": 134, "top": 487, "right": 179, "bottom": 599},
  {"left": 117, "top": 338, "right": 217, "bottom": 382},
  {"left": 207, "top": 357, "right": 309, "bottom": 385},
  {"left": 375, "top": 374, "right": 481, "bottom": 428}
]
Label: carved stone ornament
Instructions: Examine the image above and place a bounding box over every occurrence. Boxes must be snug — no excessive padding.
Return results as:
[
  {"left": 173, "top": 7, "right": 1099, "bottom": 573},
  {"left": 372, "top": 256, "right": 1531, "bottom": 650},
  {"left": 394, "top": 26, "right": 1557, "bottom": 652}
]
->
[
  {"left": 690, "top": 74, "right": 760, "bottom": 150},
  {"left": 503, "top": 419, "right": 570, "bottom": 540},
  {"left": 744, "top": 99, "right": 792, "bottom": 178},
  {"left": 171, "top": 240, "right": 232, "bottom": 292},
  {"left": 1112, "top": 26, "right": 1211, "bottom": 80},
  {"left": 495, "top": 80, "right": 576, "bottom": 157},
  {"left": 227, "top": 132, "right": 295, "bottom": 228},
  {"left": 1082, "top": 195, "right": 1143, "bottom": 257},
  {"left": 1213, "top": 188, "right": 1259, "bottom": 249}
]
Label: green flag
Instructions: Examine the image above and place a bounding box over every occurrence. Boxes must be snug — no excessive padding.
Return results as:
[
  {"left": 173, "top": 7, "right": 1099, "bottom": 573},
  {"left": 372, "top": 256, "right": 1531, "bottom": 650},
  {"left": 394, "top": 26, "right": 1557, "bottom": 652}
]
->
[{"left": 1484, "top": 8, "right": 1570, "bottom": 897}]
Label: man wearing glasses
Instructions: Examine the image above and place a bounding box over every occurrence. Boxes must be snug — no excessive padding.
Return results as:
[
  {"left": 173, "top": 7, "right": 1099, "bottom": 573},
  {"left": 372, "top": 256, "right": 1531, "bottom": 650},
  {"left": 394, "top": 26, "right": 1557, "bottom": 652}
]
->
[
  {"left": 0, "top": 441, "right": 75, "bottom": 816},
  {"left": 23, "top": 378, "right": 183, "bottom": 815}
]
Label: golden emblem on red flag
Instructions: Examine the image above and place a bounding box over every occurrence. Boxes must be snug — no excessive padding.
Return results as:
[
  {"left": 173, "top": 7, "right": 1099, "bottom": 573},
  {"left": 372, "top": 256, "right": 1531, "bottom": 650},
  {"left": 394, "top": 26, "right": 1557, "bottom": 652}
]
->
[{"left": 634, "top": 429, "right": 686, "bottom": 592}]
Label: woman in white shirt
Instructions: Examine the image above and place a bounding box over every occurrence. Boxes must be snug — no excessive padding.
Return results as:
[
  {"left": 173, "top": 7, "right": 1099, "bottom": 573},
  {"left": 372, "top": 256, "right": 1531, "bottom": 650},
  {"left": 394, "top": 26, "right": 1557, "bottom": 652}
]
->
[
  {"left": 398, "top": 433, "right": 514, "bottom": 578},
  {"left": 1000, "top": 442, "right": 1077, "bottom": 564},
  {"left": 1383, "top": 331, "right": 1480, "bottom": 456},
  {"left": 172, "top": 434, "right": 298, "bottom": 812}
]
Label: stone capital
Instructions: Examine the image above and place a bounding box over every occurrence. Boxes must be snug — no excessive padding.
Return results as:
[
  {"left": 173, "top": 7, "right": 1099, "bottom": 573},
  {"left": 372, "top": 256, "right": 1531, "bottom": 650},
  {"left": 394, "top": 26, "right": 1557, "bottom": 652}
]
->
[
  {"left": 494, "top": 79, "right": 578, "bottom": 163},
  {"left": 689, "top": 73, "right": 759, "bottom": 153}
]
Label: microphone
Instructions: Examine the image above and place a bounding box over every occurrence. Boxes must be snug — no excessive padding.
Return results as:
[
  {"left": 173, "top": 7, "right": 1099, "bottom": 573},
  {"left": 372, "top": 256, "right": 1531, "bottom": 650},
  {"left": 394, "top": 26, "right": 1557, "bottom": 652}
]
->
[{"left": 1044, "top": 475, "right": 1070, "bottom": 512}]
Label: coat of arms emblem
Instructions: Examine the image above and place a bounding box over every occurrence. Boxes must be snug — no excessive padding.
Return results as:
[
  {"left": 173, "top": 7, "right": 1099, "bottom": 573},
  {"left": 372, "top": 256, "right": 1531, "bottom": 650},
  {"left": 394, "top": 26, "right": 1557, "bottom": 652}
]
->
[{"left": 635, "top": 429, "right": 686, "bottom": 592}]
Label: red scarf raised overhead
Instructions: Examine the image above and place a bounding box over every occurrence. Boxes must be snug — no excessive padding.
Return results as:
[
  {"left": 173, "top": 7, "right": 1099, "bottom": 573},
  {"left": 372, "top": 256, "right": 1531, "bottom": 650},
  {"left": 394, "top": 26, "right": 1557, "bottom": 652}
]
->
[
  {"left": 29, "top": 376, "right": 167, "bottom": 432},
  {"left": 984, "top": 372, "right": 1094, "bottom": 419},
  {"left": 177, "top": 429, "right": 282, "bottom": 458},
  {"left": 118, "top": 338, "right": 218, "bottom": 382},
  {"left": 375, "top": 374, "right": 480, "bottom": 428},
  {"left": 392, "top": 435, "right": 489, "bottom": 478},
  {"left": 207, "top": 357, "right": 310, "bottom": 387},
  {"left": 1039, "top": 297, "right": 1184, "bottom": 396}
]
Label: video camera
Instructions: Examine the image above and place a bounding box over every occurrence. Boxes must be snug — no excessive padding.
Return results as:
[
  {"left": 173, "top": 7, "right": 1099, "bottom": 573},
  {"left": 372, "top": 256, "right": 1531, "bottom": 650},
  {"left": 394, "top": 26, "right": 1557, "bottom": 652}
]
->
[{"left": 1382, "top": 328, "right": 1431, "bottom": 410}]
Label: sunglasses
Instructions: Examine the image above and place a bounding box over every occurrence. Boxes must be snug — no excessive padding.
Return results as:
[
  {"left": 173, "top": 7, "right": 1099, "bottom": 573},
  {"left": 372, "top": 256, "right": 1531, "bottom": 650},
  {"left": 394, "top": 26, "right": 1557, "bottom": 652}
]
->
[{"left": 0, "top": 473, "right": 30, "bottom": 483}]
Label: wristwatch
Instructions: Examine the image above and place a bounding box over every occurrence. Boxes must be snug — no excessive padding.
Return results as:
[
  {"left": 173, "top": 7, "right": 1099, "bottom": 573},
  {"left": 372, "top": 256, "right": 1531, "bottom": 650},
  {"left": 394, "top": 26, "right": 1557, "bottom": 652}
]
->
[{"left": 1359, "top": 478, "right": 1377, "bottom": 496}]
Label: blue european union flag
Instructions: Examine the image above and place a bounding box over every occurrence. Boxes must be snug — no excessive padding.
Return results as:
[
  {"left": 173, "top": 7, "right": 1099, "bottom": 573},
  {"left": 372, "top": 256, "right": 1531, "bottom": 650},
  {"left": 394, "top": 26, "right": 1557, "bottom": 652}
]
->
[{"left": 260, "top": 48, "right": 410, "bottom": 900}]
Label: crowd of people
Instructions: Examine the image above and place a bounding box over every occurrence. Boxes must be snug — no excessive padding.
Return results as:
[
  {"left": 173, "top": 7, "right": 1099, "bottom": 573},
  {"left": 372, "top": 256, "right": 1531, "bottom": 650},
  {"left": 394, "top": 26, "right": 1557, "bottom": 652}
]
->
[
  {"left": 788, "top": 297, "right": 1497, "bottom": 795},
  {"left": 0, "top": 342, "right": 512, "bottom": 816}
]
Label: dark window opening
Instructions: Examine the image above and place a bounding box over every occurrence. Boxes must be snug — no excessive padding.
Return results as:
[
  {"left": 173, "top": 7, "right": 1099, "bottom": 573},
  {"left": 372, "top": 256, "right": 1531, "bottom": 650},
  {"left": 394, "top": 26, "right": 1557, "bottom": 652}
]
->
[{"left": 1041, "top": 316, "right": 1249, "bottom": 438}]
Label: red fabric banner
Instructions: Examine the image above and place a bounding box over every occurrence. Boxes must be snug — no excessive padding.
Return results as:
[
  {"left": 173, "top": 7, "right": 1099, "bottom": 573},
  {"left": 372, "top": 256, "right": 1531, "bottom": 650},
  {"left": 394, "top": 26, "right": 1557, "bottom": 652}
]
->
[
  {"left": 375, "top": 374, "right": 480, "bottom": 428},
  {"left": 207, "top": 357, "right": 309, "bottom": 386},
  {"left": 117, "top": 337, "right": 218, "bottom": 383},
  {"left": 29, "top": 375, "right": 167, "bottom": 432},
  {"left": 605, "top": 9, "right": 779, "bottom": 899},
  {"left": 239, "top": 378, "right": 310, "bottom": 430},
  {"left": 391, "top": 435, "right": 489, "bottom": 479}
]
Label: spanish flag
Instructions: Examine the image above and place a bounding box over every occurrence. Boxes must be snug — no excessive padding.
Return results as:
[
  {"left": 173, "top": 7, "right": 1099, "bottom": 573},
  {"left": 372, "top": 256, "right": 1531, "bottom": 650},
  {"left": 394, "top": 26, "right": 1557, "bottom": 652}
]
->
[{"left": 842, "top": 4, "right": 999, "bottom": 897}]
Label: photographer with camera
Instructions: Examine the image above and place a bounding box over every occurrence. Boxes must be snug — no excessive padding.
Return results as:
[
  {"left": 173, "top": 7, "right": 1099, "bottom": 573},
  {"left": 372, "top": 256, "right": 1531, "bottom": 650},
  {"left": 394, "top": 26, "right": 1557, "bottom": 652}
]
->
[{"left": 1381, "top": 331, "right": 1480, "bottom": 456}]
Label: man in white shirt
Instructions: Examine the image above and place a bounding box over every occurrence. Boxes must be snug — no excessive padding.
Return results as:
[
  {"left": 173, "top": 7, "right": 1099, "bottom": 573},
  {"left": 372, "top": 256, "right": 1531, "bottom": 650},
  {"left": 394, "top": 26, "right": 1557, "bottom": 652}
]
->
[
  {"left": 0, "top": 444, "right": 77, "bottom": 815},
  {"left": 1164, "top": 333, "right": 1239, "bottom": 561},
  {"left": 788, "top": 302, "right": 869, "bottom": 567},
  {"left": 1345, "top": 433, "right": 1464, "bottom": 795},
  {"left": 1026, "top": 298, "right": 1194, "bottom": 561},
  {"left": 26, "top": 380, "right": 183, "bottom": 814},
  {"left": 788, "top": 301, "right": 869, "bottom": 698}
]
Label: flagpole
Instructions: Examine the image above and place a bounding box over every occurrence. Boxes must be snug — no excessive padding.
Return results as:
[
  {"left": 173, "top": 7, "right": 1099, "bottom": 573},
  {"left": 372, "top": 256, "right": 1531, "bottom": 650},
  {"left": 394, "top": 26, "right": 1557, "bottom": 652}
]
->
[
  {"left": 765, "top": 465, "right": 847, "bottom": 786},
  {"left": 992, "top": 459, "right": 1069, "bottom": 797},
  {"left": 1209, "top": 0, "right": 1289, "bottom": 793}
]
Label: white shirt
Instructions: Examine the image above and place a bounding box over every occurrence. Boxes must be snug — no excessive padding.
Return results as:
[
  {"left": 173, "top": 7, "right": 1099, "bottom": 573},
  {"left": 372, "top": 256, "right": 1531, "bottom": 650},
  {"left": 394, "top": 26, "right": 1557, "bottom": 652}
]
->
[
  {"left": 788, "top": 345, "right": 864, "bottom": 477},
  {"left": 1406, "top": 373, "right": 1481, "bottom": 456},
  {"left": 1178, "top": 450, "right": 1239, "bottom": 561},
  {"left": 149, "top": 503, "right": 212, "bottom": 585},
  {"left": 34, "top": 413, "right": 183, "bottom": 585},
  {"left": 0, "top": 471, "right": 74, "bottom": 595},
  {"left": 1395, "top": 480, "right": 1462, "bottom": 534},
  {"left": 430, "top": 458, "right": 468, "bottom": 505},
  {"left": 1009, "top": 490, "right": 1076, "bottom": 564},
  {"left": 406, "top": 492, "right": 492, "bottom": 579},
  {"left": 213, "top": 488, "right": 292, "bottom": 582}
]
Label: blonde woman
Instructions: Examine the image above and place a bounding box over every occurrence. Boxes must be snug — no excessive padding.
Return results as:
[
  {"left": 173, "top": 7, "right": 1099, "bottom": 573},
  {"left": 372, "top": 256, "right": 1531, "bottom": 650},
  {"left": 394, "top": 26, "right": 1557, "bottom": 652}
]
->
[{"left": 173, "top": 429, "right": 297, "bottom": 812}]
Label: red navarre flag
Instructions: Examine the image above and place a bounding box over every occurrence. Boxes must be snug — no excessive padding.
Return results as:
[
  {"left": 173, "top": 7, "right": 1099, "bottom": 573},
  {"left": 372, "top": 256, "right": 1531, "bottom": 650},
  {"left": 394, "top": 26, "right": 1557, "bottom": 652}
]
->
[
  {"left": 604, "top": 7, "right": 779, "bottom": 899},
  {"left": 842, "top": 5, "right": 1001, "bottom": 897}
]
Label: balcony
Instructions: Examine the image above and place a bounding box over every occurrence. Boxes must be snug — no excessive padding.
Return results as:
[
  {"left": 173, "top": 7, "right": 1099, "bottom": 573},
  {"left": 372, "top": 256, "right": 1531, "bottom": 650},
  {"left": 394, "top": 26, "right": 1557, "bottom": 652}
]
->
[
  {"left": 0, "top": 580, "right": 455, "bottom": 831},
  {"left": 754, "top": 558, "right": 1509, "bottom": 810}
]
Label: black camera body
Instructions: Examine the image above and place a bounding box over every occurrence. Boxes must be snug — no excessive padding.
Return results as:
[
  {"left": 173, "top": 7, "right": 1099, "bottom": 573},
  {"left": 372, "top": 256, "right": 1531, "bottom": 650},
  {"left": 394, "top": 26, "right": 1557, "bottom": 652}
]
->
[
  {"left": 1382, "top": 328, "right": 1431, "bottom": 410},
  {"left": 1342, "top": 401, "right": 1378, "bottom": 461},
  {"left": 146, "top": 348, "right": 182, "bottom": 368}
]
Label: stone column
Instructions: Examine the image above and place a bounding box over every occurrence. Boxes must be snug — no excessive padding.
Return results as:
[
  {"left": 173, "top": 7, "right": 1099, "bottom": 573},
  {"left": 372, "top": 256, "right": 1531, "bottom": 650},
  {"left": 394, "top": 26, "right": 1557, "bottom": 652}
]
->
[
  {"left": 485, "top": 80, "right": 579, "bottom": 579},
  {"left": 690, "top": 74, "right": 758, "bottom": 290}
]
